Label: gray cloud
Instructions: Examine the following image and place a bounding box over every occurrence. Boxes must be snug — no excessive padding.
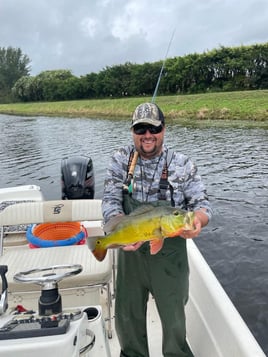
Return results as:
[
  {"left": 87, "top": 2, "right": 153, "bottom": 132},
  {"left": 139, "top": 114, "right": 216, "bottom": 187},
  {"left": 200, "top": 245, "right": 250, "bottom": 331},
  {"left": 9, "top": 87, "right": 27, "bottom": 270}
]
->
[{"left": 0, "top": 0, "right": 267, "bottom": 76}]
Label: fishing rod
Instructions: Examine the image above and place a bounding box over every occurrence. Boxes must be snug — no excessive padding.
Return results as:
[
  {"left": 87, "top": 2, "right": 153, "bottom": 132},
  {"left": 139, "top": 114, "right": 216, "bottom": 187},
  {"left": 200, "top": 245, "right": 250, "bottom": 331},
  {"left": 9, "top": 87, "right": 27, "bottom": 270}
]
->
[
  {"left": 123, "top": 151, "right": 139, "bottom": 193},
  {"left": 151, "top": 28, "right": 176, "bottom": 103},
  {"left": 124, "top": 30, "right": 175, "bottom": 192}
]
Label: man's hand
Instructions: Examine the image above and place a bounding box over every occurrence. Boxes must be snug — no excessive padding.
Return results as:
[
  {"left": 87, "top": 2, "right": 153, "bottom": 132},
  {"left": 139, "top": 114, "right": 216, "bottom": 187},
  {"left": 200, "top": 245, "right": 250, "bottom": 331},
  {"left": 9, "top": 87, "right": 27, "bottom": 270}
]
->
[{"left": 180, "top": 209, "right": 209, "bottom": 239}]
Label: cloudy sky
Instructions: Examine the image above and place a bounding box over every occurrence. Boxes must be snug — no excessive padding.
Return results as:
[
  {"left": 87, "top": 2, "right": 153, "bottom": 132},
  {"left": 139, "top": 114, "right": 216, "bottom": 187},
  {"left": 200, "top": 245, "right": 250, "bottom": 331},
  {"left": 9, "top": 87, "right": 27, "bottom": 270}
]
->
[{"left": 1, "top": 0, "right": 268, "bottom": 76}]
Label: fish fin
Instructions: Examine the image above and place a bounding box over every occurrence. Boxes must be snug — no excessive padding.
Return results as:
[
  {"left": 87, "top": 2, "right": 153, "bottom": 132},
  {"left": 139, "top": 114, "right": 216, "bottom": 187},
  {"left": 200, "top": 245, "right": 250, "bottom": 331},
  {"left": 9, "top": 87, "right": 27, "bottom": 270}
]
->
[
  {"left": 86, "top": 236, "right": 107, "bottom": 262},
  {"left": 104, "top": 205, "right": 156, "bottom": 233},
  {"left": 150, "top": 239, "right": 164, "bottom": 255},
  {"left": 103, "top": 215, "right": 124, "bottom": 233},
  {"left": 128, "top": 204, "right": 156, "bottom": 217}
]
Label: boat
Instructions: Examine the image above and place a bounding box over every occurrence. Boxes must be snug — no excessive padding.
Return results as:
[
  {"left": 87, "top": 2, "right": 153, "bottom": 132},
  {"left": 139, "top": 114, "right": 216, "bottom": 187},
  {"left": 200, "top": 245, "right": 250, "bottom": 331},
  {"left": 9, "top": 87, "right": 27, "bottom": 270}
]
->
[{"left": 0, "top": 158, "right": 265, "bottom": 356}]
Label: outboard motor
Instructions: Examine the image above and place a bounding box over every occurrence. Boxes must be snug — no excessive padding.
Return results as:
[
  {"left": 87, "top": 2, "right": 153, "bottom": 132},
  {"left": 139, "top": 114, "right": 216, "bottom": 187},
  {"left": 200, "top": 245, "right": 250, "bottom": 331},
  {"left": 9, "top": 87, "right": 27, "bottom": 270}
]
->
[{"left": 61, "top": 156, "right": 95, "bottom": 200}]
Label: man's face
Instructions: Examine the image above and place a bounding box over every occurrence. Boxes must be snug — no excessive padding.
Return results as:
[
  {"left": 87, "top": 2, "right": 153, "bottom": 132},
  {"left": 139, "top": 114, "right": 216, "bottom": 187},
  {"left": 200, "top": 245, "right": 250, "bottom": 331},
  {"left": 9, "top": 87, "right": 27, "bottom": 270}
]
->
[{"left": 132, "top": 124, "right": 165, "bottom": 159}]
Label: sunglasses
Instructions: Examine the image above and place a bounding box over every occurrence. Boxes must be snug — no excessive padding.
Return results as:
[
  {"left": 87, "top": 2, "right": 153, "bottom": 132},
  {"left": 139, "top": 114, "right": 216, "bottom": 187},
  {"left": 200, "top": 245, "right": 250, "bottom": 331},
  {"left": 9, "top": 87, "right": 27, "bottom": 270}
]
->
[{"left": 133, "top": 124, "right": 163, "bottom": 135}]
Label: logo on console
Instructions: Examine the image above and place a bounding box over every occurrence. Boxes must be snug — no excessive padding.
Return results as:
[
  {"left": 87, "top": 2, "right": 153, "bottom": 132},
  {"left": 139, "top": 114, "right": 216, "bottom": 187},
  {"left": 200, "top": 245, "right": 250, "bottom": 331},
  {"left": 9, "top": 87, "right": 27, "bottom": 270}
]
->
[{"left": 53, "top": 204, "right": 64, "bottom": 215}]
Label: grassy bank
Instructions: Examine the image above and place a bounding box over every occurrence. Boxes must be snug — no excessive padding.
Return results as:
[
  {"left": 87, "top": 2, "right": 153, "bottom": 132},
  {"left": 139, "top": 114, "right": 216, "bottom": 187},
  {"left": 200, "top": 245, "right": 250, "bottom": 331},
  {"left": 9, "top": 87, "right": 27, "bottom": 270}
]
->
[{"left": 0, "top": 90, "right": 268, "bottom": 128}]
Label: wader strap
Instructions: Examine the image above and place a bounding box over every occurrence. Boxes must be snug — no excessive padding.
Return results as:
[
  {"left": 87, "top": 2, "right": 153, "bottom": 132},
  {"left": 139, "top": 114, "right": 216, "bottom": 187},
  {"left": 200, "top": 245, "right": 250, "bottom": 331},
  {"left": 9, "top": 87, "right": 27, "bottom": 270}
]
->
[
  {"left": 125, "top": 149, "right": 175, "bottom": 205},
  {"left": 158, "top": 162, "right": 169, "bottom": 200},
  {"left": 158, "top": 150, "right": 175, "bottom": 206}
]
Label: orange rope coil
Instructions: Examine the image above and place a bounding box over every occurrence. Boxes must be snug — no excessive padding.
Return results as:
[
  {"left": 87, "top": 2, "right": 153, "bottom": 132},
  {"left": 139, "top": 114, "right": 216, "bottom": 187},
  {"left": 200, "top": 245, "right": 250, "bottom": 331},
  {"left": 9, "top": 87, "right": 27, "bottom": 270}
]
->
[{"left": 26, "top": 222, "right": 87, "bottom": 248}]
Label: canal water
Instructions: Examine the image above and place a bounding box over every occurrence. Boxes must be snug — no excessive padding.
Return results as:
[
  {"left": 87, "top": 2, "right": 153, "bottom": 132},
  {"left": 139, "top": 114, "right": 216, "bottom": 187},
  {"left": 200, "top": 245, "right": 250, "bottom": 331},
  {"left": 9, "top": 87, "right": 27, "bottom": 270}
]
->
[{"left": 0, "top": 114, "right": 267, "bottom": 354}]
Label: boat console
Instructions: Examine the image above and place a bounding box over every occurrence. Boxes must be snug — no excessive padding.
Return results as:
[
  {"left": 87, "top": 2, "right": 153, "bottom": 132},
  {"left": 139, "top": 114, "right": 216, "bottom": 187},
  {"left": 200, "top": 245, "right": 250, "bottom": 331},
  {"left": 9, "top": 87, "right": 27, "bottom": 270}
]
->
[
  {"left": 0, "top": 264, "right": 111, "bottom": 357},
  {"left": 0, "top": 312, "right": 72, "bottom": 340}
]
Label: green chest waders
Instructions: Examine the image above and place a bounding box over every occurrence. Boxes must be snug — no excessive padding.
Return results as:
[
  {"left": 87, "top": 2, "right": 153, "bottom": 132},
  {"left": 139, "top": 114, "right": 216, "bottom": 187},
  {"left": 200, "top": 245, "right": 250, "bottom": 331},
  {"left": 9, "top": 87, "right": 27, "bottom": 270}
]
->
[{"left": 115, "top": 195, "right": 194, "bottom": 357}]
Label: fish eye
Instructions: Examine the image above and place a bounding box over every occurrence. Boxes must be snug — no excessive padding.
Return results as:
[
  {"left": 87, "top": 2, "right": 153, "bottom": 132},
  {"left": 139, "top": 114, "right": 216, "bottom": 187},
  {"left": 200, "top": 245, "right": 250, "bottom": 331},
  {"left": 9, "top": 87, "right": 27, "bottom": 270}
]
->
[{"left": 173, "top": 210, "right": 179, "bottom": 216}]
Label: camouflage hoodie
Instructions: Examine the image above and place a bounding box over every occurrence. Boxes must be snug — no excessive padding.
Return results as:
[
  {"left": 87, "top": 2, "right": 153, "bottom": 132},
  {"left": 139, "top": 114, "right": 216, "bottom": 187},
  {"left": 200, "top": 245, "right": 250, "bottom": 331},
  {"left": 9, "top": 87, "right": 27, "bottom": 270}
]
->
[{"left": 102, "top": 144, "right": 212, "bottom": 223}]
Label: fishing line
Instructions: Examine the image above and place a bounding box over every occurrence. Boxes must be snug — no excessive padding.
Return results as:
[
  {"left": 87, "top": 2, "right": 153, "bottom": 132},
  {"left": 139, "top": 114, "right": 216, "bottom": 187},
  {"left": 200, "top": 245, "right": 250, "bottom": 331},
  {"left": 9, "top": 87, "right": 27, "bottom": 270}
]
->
[
  {"left": 151, "top": 28, "right": 176, "bottom": 103},
  {"left": 124, "top": 30, "right": 175, "bottom": 192}
]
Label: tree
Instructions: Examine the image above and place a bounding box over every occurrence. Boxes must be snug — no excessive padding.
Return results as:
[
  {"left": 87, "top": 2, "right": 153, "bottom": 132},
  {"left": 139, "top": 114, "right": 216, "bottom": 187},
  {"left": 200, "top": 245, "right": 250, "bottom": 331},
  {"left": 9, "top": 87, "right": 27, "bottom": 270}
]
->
[
  {"left": 35, "top": 70, "right": 76, "bottom": 101},
  {"left": 10, "top": 42, "right": 268, "bottom": 103},
  {"left": 12, "top": 76, "right": 36, "bottom": 101},
  {"left": 0, "top": 46, "right": 31, "bottom": 101},
  {"left": 80, "top": 72, "right": 98, "bottom": 98}
]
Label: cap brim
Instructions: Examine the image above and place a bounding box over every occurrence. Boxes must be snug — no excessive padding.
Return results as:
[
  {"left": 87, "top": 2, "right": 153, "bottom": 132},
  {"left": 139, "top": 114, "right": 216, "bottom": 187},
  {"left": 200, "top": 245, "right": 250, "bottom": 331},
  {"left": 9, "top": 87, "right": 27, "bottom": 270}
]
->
[{"left": 131, "top": 118, "right": 162, "bottom": 127}]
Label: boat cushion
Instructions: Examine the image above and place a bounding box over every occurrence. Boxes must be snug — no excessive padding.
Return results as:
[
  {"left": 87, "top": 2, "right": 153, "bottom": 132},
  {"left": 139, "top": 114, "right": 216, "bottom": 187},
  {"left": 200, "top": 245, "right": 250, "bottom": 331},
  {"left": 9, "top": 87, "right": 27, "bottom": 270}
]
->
[{"left": 2, "top": 244, "right": 112, "bottom": 293}]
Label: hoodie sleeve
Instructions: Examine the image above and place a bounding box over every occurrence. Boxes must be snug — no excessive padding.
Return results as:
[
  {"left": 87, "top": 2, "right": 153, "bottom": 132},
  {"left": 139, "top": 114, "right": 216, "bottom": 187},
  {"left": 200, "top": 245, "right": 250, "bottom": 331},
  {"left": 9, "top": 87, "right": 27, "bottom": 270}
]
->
[{"left": 168, "top": 152, "right": 212, "bottom": 220}]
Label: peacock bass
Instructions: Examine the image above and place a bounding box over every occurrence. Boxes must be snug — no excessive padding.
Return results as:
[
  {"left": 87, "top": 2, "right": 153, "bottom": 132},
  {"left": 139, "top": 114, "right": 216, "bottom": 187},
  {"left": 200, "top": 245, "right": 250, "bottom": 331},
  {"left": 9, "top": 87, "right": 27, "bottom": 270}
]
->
[{"left": 87, "top": 204, "right": 195, "bottom": 261}]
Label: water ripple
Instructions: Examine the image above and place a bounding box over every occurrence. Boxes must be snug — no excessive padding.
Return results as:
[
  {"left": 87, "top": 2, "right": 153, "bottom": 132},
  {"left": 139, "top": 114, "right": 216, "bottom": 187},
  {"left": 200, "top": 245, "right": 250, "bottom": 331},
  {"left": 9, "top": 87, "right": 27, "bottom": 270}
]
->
[{"left": 0, "top": 114, "right": 267, "bottom": 354}]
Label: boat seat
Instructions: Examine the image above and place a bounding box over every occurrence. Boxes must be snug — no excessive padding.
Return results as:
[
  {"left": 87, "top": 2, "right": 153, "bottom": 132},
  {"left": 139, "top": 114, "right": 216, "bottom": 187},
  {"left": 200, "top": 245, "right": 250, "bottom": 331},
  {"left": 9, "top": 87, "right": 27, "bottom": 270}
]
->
[{"left": 3, "top": 244, "right": 111, "bottom": 293}]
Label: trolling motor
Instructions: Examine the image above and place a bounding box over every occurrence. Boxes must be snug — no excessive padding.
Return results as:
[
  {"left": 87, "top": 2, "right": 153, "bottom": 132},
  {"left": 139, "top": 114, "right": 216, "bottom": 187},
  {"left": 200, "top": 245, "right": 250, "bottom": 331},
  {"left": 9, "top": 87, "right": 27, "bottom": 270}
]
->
[{"left": 61, "top": 156, "right": 95, "bottom": 200}]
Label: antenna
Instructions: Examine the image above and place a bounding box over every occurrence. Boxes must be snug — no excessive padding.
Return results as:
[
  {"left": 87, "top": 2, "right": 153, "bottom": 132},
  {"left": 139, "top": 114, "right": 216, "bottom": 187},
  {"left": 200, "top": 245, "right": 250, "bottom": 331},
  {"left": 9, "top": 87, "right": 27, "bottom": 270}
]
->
[{"left": 151, "top": 29, "right": 176, "bottom": 103}]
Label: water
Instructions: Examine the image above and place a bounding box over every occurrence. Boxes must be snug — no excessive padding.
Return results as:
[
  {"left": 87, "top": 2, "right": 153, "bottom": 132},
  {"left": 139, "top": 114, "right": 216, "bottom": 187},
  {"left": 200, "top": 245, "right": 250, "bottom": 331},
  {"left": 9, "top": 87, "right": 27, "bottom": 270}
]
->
[{"left": 0, "top": 114, "right": 267, "bottom": 354}]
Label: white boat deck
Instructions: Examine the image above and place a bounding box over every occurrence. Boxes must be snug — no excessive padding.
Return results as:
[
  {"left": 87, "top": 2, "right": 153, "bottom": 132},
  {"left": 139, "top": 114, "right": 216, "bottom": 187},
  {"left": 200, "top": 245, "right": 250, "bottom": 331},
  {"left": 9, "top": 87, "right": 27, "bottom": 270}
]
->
[
  {"left": 106, "top": 293, "right": 163, "bottom": 356},
  {"left": 0, "top": 197, "right": 265, "bottom": 357}
]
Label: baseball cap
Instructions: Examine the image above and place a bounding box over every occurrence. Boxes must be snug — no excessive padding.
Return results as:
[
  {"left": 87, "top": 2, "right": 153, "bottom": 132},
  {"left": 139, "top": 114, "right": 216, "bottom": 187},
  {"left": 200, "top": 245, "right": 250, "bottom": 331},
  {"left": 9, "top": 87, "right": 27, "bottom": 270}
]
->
[{"left": 131, "top": 103, "right": 165, "bottom": 127}]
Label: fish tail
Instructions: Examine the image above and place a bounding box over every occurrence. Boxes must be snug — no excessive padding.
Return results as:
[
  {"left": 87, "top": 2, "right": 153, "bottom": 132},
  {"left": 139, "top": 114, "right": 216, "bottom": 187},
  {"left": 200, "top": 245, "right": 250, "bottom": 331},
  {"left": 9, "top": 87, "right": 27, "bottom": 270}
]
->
[
  {"left": 92, "top": 247, "right": 107, "bottom": 262},
  {"left": 86, "top": 237, "right": 108, "bottom": 262}
]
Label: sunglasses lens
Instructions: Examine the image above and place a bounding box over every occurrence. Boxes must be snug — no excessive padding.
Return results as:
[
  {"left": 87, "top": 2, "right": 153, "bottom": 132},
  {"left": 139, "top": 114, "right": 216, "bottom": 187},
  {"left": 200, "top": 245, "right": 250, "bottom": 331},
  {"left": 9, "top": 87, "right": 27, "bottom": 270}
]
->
[
  {"left": 150, "top": 126, "right": 163, "bottom": 134},
  {"left": 133, "top": 125, "right": 163, "bottom": 135},
  {"left": 133, "top": 126, "right": 146, "bottom": 135}
]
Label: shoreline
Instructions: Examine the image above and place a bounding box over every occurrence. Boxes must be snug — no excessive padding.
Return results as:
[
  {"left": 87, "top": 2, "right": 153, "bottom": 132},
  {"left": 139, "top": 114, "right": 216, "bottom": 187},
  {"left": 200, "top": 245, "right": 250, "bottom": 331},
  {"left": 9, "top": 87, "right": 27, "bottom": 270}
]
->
[{"left": 1, "top": 91, "right": 268, "bottom": 128}]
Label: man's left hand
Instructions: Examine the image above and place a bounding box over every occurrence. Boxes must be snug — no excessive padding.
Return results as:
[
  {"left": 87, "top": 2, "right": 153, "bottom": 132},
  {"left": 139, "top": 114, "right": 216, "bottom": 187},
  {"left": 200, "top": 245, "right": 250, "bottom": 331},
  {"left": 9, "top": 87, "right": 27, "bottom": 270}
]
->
[{"left": 180, "top": 209, "right": 209, "bottom": 239}]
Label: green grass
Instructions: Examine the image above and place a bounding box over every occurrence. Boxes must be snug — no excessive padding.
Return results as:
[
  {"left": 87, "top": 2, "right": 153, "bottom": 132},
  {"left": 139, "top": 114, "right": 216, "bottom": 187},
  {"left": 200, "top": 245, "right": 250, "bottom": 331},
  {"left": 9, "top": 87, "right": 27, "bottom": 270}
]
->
[{"left": 0, "top": 90, "right": 268, "bottom": 128}]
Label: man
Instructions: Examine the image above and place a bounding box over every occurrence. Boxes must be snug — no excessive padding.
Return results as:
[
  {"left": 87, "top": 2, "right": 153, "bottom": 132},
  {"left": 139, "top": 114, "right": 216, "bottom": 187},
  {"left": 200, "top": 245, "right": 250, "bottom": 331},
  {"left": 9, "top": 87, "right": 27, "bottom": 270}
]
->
[{"left": 102, "top": 102, "right": 212, "bottom": 357}]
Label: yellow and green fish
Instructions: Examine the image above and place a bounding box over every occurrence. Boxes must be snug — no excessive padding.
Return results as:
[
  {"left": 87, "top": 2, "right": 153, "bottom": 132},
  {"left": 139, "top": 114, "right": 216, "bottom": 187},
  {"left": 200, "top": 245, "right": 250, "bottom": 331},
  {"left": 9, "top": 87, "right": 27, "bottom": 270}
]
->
[{"left": 87, "top": 204, "right": 195, "bottom": 261}]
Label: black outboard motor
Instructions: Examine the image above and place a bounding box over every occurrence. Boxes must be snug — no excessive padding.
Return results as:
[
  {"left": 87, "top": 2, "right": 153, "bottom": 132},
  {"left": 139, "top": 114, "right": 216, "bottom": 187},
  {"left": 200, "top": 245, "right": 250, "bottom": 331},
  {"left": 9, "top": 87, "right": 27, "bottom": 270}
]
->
[{"left": 61, "top": 156, "right": 95, "bottom": 199}]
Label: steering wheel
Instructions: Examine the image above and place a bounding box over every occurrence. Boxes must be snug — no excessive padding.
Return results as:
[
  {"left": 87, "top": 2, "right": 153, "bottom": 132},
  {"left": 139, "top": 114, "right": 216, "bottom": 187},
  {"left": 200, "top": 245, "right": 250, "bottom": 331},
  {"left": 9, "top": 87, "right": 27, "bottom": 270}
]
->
[
  {"left": 13, "top": 264, "right": 83, "bottom": 316},
  {"left": 13, "top": 264, "right": 82, "bottom": 286}
]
